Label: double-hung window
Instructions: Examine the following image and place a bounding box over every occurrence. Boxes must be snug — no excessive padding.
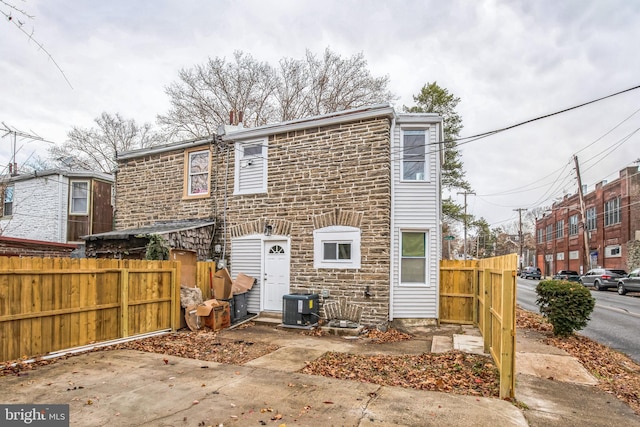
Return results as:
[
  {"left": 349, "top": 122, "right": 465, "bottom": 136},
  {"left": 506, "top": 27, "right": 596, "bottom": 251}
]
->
[
  {"left": 184, "top": 148, "right": 211, "bottom": 198},
  {"left": 313, "top": 226, "right": 361, "bottom": 269},
  {"left": 545, "top": 224, "right": 553, "bottom": 241},
  {"left": 402, "top": 129, "right": 427, "bottom": 181},
  {"left": 2, "top": 185, "right": 14, "bottom": 217},
  {"left": 556, "top": 220, "right": 564, "bottom": 239},
  {"left": 70, "top": 181, "right": 89, "bottom": 215},
  {"left": 401, "top": 231, "right": 428, "bottom": 285}
]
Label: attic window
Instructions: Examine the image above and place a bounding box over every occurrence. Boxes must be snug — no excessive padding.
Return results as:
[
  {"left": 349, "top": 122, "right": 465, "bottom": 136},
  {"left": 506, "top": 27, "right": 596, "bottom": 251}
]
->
[{"left": 184, "top": 148, "right": 211, "bottom": 198}]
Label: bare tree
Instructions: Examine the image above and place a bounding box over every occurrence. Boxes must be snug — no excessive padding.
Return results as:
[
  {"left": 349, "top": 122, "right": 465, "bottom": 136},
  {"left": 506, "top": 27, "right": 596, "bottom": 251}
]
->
[
  {"left": 1, "top": 0, "right": 72, "bottom": 88},
  {"left": 158, "top": 48, "right": 396, "bottom": 140},
  {"left": 49, "top": 112, "right": 162, "bottom": 173}
]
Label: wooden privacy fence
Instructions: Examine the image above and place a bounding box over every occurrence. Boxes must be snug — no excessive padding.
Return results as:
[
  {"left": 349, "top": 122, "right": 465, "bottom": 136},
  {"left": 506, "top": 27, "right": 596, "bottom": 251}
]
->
[
  {"left": 0, "top": 257, "right": 215, "bottom": 362},
  {"left": 440, "top": 254, "right": 518, "bottom": 399}
]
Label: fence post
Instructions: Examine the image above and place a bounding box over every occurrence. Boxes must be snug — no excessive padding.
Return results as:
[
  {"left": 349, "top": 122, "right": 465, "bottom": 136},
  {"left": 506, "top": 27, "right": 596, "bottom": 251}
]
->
[
  {"left": 120, "top": 268, "right": 129, "bottom": 338},
  {"left": 482, "top": 268, "right": 492, "bottom": 354},
  {"left": 499, "top": 270, "right": 516, "bottom": 399},
  {"left": 171, "top": 261, "right": 180, "bottom": 332}
]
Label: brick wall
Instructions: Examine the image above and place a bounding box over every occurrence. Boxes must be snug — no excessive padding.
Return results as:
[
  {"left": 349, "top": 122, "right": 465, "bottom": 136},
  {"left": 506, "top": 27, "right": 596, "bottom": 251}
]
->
[
  {"left": 219, "top": 117, "right": 392, "bottom": 325},
  {"left": 0, "top": 237, "right": 76, "bottom": 258}
]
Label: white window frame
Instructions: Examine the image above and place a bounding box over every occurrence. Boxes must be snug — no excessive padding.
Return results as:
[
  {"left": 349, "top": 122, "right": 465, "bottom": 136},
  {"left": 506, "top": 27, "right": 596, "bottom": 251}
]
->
[
  {"left": 400, "top": 230, "right": 429, "bottom": 286},
  {"left": 400, "top": 128, "right": 429, "bottom": 182},
  {"left": 605, "top": 245, "right": 622, "bottom": 258},
  {"left": 184, "top": 148, "right": 211, "bottom": 198},
  {"left": 69, "top": 180, "right": 90, "bottom": 215},
  {"left": 569, "top": 250, "right": 579, "bottom": 260},
  {"left": 2, "top": 184, "right": 14, "bottom": 217},
  {"left": 556, "top": 220, "right": 564, "bottom": 239},
  {"left": 313, "top": 225, "right": 361, "bottom": 269},
  {"left": 234, "top": 138, "right": 268, "bottom": 195}
]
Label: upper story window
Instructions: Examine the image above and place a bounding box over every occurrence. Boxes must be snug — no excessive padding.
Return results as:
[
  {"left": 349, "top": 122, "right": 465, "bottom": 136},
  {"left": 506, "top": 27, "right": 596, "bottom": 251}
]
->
[
  {"left": 70, "top": 181, "right": 89, "bottom": 215},
  {"left": 569, "top": 215, "right": 579, "bottom": 236},
  {"left": 556, "top": 220, "right": 564, "bottom": 239},
  {"left": 545, "top": 224, "right": 553, "bottom": 241},
  {"left": 604, "top": 197, "right": 621, "bottom": 226},
  {"left": 235, "top": 139, "right": 267, "bottom": 195},
  {"left": 2, "top": 185, "right": 14, "bottom": 217},
  {"left": 537, "top": 228, "right": 544, "bottom": 244},
  {"left": 313, "top": 225, "right": 361, "bottom": 269},
  {"left": 586, "top": 207, "right": 597, "bottom": 231},
  {"left": 402, "top": 129, "right": 427, "bottom": 181},
  {"left": 184, "top": 148, "right": 211, "bottom": 198}
]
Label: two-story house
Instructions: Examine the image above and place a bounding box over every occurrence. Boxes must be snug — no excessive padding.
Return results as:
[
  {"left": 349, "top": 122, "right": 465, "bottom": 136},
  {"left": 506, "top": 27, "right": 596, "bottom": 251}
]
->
[
  {"left": 0, "top": 169, "right": 114, "bottom": 248},
  {"left": 106, "top": 104, "right": 442, "bottom": 327}
]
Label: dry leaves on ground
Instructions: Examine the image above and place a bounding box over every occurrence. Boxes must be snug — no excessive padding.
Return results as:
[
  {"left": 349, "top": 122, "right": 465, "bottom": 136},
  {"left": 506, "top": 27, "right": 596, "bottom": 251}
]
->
[
  {"left": 516, "top": 306, "right": 640, "bottom": 414},
  {"left": 301, "top": 351, "right": 499, "bottom": 397},
  {"left": 365, "top": 328, "right": 412, "bottom": 343},
  {"left": 108, "top": 330, "right": 279, "bottom": 365}
]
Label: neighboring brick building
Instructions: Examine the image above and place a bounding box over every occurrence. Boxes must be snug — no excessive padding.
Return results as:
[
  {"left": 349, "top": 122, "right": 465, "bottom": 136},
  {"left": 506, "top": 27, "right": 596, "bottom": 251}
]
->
[
  {"left": 0, "top": 236, "right": 78, "bottom": 257},
  {"left": 535, "top": 166, "right": 640, "bottom": 275},
  {"left": 113, "top": 104, "right": 442, "bottom": 327},
  {"left": 0, "top": 169, "right": 114, "bottom": 245}
]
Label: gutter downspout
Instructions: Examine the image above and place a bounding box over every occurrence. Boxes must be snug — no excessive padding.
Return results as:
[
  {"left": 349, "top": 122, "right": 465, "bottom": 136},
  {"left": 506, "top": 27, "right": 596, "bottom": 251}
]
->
[
  {"left": 58, "top": 173, "right": 65, "bottom": 243},
  {"left": 389, "top": 113, "right": 397, "bottom": 321}
]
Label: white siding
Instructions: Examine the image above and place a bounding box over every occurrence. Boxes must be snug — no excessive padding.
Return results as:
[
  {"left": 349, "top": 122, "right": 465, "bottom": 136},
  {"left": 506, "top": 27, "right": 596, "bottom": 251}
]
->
[
  {"left": 231, "top": 237, "right": 262, "bottom": 313},
  {"left": 391, "top": 122, "right": 441, "bottom": 319},
  {"left": 0, "top": 174, "right": 68, "bottom": 242}
]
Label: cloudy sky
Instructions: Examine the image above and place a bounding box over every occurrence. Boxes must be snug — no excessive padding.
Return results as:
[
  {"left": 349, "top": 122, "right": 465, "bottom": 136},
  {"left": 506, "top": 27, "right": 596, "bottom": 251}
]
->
[{"left": 1, "top": 0, "right": 639, "bottom": 232}]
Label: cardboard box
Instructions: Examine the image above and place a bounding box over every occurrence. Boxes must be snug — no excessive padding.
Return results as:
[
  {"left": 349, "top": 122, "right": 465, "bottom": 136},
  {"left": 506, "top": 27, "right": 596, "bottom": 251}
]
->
[
  {"left": 232, "top": 273, "right": 255, "bottom": 295},
  {"left": 213, "top": 268, "right": 233, "bottom": 299},
  {"left": 196, "top": 299, "right": 230, "bottom": 331}
]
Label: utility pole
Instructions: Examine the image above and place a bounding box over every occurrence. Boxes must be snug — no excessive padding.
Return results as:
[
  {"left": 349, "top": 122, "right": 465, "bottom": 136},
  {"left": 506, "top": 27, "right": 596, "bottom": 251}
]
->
[
  {"left": 574, "top": 155, "right": 590, "bottom": 274},
  {"left": 514, "top": 208, "right": 526, "bottom": 272},
  {"left": 457, "top": 191, "right": 475, "bottom": 260}
]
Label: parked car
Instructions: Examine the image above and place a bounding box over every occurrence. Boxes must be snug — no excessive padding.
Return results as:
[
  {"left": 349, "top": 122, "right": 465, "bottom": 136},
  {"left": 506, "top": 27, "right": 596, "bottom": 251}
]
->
[
  {"left": 617, "top": 268, "right": 640, "bottom": 295},
  {"left": 520, "top": 266, "right": 541, "bottom": 280},
  {"left": 552, "top": 270, "right": 581, "bottom": 282},
  {"left": 580, "top": 268, "right": 628, "bottom": 291}
]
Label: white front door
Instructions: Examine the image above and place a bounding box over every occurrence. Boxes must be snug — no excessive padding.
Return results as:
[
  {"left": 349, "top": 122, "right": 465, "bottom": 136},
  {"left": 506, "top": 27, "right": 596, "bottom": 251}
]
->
[{"left": 263, "top": 240, "right": 290, "bottom": 311}]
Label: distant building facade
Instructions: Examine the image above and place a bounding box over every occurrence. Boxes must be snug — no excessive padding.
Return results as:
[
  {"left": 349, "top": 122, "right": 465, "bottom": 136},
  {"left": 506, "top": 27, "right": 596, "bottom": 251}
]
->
[{"left": 535, "top": 166, "right": 640, "bottom": 275}]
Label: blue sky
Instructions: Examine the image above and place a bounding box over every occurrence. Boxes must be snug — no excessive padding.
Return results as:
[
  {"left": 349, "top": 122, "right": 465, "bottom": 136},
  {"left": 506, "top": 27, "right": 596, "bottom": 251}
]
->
[{"left": 1, "top": 0, "right": 639, "bottom": 231}]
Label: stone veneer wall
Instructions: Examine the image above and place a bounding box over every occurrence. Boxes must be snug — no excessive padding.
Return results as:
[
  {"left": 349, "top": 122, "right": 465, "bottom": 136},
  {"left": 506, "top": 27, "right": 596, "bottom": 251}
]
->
[
  {"left": 115, "top": 148, "right": 216, "bottom": 230},
  {"left": 218, "top": 117, "right": 392, "bottom": 325}
]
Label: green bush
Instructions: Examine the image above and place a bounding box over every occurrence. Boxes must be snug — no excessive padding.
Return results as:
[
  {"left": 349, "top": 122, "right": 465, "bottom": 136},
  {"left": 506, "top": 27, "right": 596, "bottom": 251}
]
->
[{"left": 535, "top": 280, "right": 595, "bottom": 337}]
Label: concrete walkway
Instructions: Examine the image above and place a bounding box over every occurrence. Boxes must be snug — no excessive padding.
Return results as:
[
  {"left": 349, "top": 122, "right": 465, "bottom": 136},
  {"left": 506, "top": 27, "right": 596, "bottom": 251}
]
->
[{"left": 1, "top": 322, "right": 639, "bottom": 426}]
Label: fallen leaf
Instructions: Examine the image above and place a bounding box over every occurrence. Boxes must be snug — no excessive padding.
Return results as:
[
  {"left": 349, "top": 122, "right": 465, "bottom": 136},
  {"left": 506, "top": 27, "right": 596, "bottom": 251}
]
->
[
  {"left": 323, "top": 401, "right": 334, "bottom": 404},
  {"left": 192, "top": 400, "right": 199, "bottom": 405}
]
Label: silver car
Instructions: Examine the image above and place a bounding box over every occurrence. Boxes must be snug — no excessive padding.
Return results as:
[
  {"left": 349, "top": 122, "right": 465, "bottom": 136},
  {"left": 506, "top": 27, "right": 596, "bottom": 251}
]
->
[
  {"left": 617, "top": 268, "right": 640, "bottom": 295},
  {"left": 580, "top": 268, "right": 628, "bottom": 291}
]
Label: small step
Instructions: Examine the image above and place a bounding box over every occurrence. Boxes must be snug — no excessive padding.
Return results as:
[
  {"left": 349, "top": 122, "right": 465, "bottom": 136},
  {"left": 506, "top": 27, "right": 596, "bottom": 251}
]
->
[{"left": 431, "top": 335, "right": 453, "bottom": 353}]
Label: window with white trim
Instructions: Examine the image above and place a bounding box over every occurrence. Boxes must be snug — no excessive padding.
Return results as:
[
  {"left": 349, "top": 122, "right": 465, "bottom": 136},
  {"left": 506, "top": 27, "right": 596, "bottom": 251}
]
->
[
  {"left": 2, "top": 185, "right": 14, "bottom": 217},
  {"left": 235, "top": 139, "right": 267, "bottom": 195},
  {"left": 70, "top": 180, "right": 89, "bottom": 215},
  {"left": 402, "top": 129, "right": 427, "bottom": 181},
  {"left": 184, "top": 148, "right": 211, "bottom": 197},
  {"left": 546, "top": 224, "right": 553, "bottom": 242},
  {"left": 313, "top": 226, "right": 361, "bottom": 269},
  {"left": 605, "top": 245, "right": 621, "bottom": 258},
  {"left": 400, "top": 231, "right": 428, "bottom": 285}
]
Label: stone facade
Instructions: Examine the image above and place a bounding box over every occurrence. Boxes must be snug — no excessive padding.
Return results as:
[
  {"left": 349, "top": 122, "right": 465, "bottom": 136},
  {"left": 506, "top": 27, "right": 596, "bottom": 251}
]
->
[
  {"left": 115, "top": 148, "right": 216, "bottom": 229},
  {"left": 114, "top": 110, "right": 414, "bottom": 326},
  {"left": 219, "top": 118, "right": 392, "bottom": 325}
]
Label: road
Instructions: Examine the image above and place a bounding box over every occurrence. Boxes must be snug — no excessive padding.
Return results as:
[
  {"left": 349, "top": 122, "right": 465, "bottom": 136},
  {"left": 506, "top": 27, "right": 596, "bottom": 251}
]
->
[{"left": 517, "top": 277, "right": 640, "bottom": 364}]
